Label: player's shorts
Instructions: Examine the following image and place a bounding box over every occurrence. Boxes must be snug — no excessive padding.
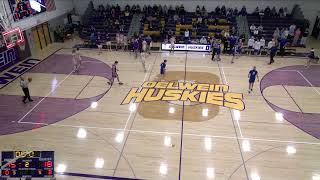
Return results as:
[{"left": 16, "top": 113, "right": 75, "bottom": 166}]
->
[
  {"left": 98, "top": 45, "right": 103, "bottom": 48},
  {"left": 249, "top": 46, "right": 253, "bottom": 49},
  {"left": 160, "top": 69, "right": 165, "bottom": 74},
  {"left": 249, "top": 79, "right": 255, "bottom": 83}
]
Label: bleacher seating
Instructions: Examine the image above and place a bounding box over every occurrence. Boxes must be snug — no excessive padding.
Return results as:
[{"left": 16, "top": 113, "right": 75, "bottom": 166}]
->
[
  {"left": 247, "top": 14, "right": 295, "bottom": 42},
  {"left": 80, "top": 4, "right": 133, "bottom": 45}
]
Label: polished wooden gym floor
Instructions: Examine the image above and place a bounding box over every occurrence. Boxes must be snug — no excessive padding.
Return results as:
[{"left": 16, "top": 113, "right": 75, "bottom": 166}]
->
[{"left": 0, "top": 41, "right": 319, "bottom": 180}]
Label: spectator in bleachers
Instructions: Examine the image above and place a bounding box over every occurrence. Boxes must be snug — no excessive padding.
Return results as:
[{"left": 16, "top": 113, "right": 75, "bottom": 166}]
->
[
  {"left": 272, "top": 7, "right": 278, "bottom": 17},
  {"left": 288, "top": 24, "right": 296, "bottom": 41},
  {"left": 179, "top": 15, "right": 185, "bottom": 24},
  {"left": 197, "top": 15, "right": 203, "bottom": 24},
  {"left": 254, "top": 39, "right": 261, "bottom": 55},
  {"left": 264, "top": 6, "right": 271, "bottom": 16},
  {"left": 253, "top": 7, "right": 260, "bottom": 15},
  {"left": 239, "top": 6, "right": 247, "bottom": 16},
  {"left": 215, "top": 6, "right": 221, "bottom": 15},
  {"left": 173, "top": 14, "right": 180, "bottom": 24},
  {"left": 260, "top": 37, "right": 266, "bottom": 49},
  {"left": 116, "top": 32, "right": 120, "bottom": 50},
  {"left": 105, "top": 33, "right": 111, "bottom": 50},
  {"left": 196, "top": 5, "right": 200, "bottom": 15},
  {"left": 221, "top": 6, "right": 227, "bottom": 16},
  {"left": 137, "top": 5, "right": 141, "bottom": 13},
  {"left": 300, "top": 28, "right": 309, "bottom": 47},
  {"left": 163, "top": 5, "right": 168, "bottom": 15},
  {"left": 284, "top": 7, "right": 288, "bottom": 17},
  {"left": 250, "top": 24, "right": 256, "bottom": 33},
  {"left": 284, "top": 28, "right": 289, "bottom": 39},
  {"left": 200, "top": 36, "right": 208, "bottom": 44},
  {"left": 273, "top": 28, "right": 280, "bottom": 40},
  {"left": 253, "top": 27, "right": 259, "bottom": 37},
  {"left": 279, "top": 8, "right": 284, "bottom": 17},
  {"left": 233, "top": 8, "right": 238, "bottom": 16},
  {"left": 279, "top": 38, "right": 287, "bottom": 56},
  {"left": 248, "top": 36, "right": 255, "bottom": 55},
  {"left": 184, "top": 29, "right": 190, "bottom": 43},
  {"left": 119, "top": 23, "right": 125, "bottom": 32},
  {"left": 293, "top": 28, "right": 301, "bottom": 46},
  {"left": 258, "top": 25, "right": 263, "bottom": 33}
]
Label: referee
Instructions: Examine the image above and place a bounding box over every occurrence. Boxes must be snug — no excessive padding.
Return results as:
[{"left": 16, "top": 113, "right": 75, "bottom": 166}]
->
[{"left": 20, "top": 76, "right": 33, "bottom": 103}]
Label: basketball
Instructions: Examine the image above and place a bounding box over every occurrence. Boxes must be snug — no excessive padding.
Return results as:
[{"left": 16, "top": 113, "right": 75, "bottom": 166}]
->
[{"left": 28, "top": 77, "right": 32, "bottom": 82}]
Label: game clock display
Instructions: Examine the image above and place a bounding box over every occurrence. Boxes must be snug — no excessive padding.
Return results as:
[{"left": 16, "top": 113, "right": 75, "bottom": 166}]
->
[{"left": 1, "top": 151, "right": 54, "bottom": 178}]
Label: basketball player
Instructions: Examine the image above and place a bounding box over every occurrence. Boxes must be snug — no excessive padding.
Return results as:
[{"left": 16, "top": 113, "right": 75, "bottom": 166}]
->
[
  {"left": 97, "top": 41, "right": 103, "bottom": 55},
  {"left": 169, "top": 36, "right": 176, "bottom": 53},
  {"left": 231, "top": 44, "right": 240, "bottom": 63},
  {"left": 211, "top": 38, "right": 217, "bottom": 61},
  {"left": 133, "top": 38, "right": 139, "bottom": 59},
  {"left": 20, "top": 76, "right": 33, "bottom": 103},
  {"left": 142, "top": 39, "right": 147, "bottom": 52},
  {"left": 215, "top": 43, "right": 221, "bottom": 61},
  {"left": 306, "top": 48, "right": 319, "bottom": 68},
  {"left": 72, "top": 48, "right": 81, "bottom": 72},
  {"left": 140, "top": 52, "right": 147, "bottom": 72},
  {"left": 269, "top": 44, "right": 277, "bottom": 64},
  {"left": 160, "top": 60, "right": 167, "bottom": 76},
  {"left": 248, "top": 66, "right": 259, "bottom": 93},
  {"left": 108, "top": 61, "right": 123, "bottom": 85}
]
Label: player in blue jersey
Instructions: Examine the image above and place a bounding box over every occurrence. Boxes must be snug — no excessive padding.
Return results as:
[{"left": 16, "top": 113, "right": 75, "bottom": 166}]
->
[
  {"left": 215, "top": 43, "right": 221, "bottom": 61},
  {"left": 160, "top": 60, "right": 167, "bottom": 76},
  {"left": 231, "top": 44, "right": 239, "bottom": 63},
  {"left": 248, "top": 66, "right": 259, "bottom": 93}
]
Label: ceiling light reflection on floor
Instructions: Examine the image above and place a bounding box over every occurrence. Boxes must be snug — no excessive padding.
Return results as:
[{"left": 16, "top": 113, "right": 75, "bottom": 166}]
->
[
  {"left": 313, "top": 174, "right": 320, "bottom": 180},
  {"left": 204, "top": 137, "right": 212, "bottom": 151},
  {"left": 286, "top": 145, "right": 297, "bottom": 155},
  {"left": 56, "top": 164, "right": 67, "bottom": 174},
  {"left": 91, "top": 102, "right": 98, "bottom": 109},
  {"left": 233, "top": 110, "right": 241, "bottom": 121},
  {"left": 164, "top": 136, "right": 172, "bottom": 147},
  {"left": 129, "top": 103, "right": 136, "bottom": 112},
  {"left": 250, "top": 172, "right": 261, "bottom": 180},
  {"left": 169, "top": 107, "right": 175, "bottom": 114},
  {"left": 159, "top": 163, "right": 168, "bottom": 175},
  {"left": 242, "top": 139, "right": 251, "bottom": 152},
  {"left": 206, "top": 167, "right": 215, "bottom": 179},
  {"left": 202, "top": 108, "right": 208, "bottom": 117},
  {"left": 77, "top": 128, "right": 87, "bottom": 139},
  {"left": 95, "top": 158, "right": 104, "bottom": 169},
  {"left": 275, "top": 112, "right": 284, "bottom": 121},
  {"left": 115, "top": 131, "right": 124, "bottom": 143}
]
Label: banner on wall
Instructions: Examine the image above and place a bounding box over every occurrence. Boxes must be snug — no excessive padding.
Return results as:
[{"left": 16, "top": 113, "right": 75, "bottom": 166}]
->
[
  {"left": 0, "top": 47, "right": 19, "bottom": 72},
  {"left": 161, "top": 43, "right": 211, "bottom": 52}
]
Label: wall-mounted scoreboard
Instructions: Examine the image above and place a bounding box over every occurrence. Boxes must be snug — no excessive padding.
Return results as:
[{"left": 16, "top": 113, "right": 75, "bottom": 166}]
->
[{"left": 1, "top": 151, "right": 54, "bottom": 178}]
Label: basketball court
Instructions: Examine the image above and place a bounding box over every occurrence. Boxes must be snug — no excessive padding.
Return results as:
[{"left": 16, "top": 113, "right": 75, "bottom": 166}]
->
[{"left": 0, "top": 42, "right": 319, "bottom": 180}]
